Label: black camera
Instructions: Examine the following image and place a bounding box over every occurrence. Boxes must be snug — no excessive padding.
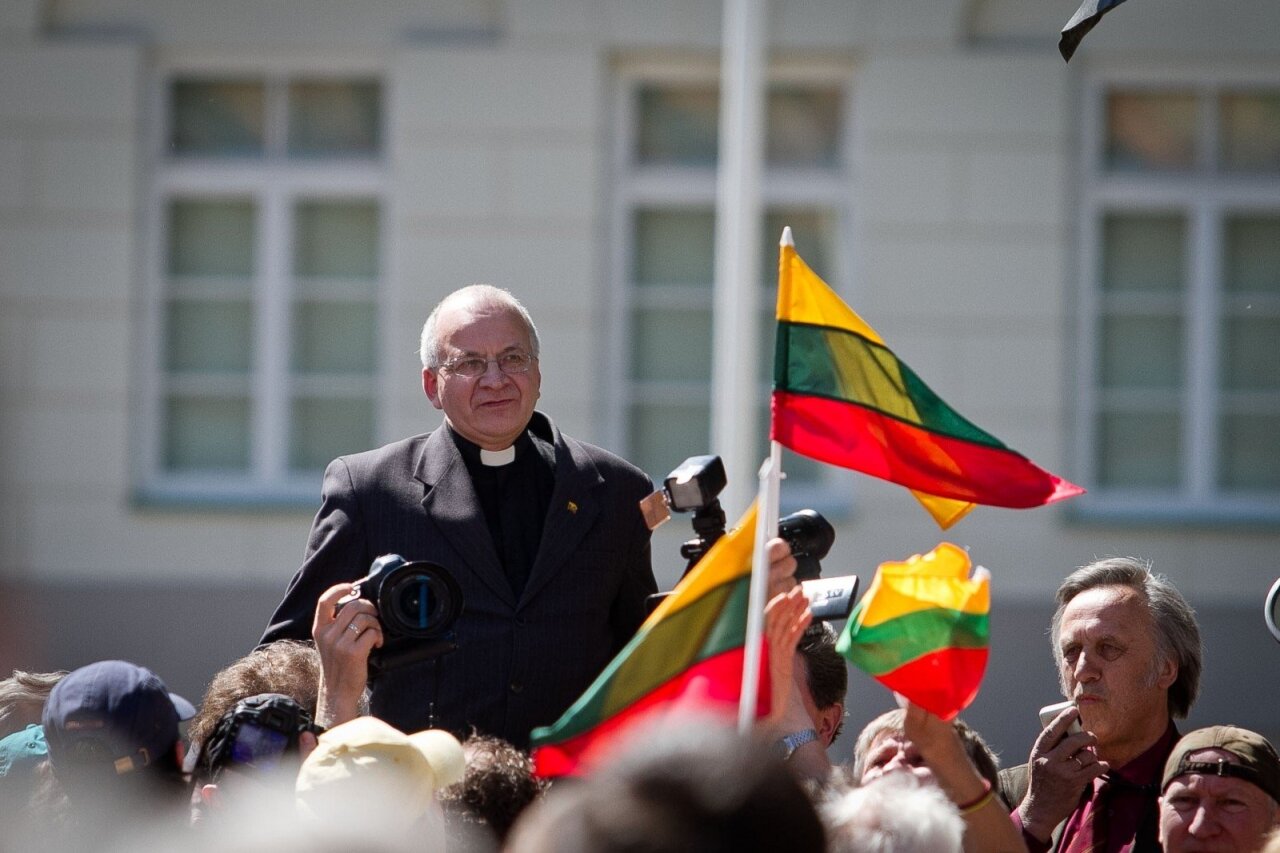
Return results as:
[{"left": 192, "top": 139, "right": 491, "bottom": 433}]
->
[
  {"left": 645, "top": 455, "right": 858, "bottom": 622},
  {"left": 353, "top": 554, "right": 464, "bottom": 677},
  {"left": 777, "top": 509, "right": 835, "bottom": 583},
  {"left": 198, "top": 693, "right": 322, "bottom": 781}
]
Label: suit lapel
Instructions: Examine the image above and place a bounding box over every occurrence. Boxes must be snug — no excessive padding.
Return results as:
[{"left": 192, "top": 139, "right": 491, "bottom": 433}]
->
[
  {"left": 519, "top": 428, "right": 603, "bottom": 608},
  {"left": 415, "top": 427, "right": 516, "bottom": 608}
]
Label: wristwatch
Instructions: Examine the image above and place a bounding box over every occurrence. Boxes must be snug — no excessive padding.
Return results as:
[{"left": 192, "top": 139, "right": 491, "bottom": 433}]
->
[{"left": 777, "top": 728, "right": 819, "bottom": 760}]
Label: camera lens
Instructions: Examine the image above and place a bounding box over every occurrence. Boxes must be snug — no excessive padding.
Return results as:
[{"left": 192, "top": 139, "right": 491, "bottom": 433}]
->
[{"left": 378, "top": 562, "right": 463, "bottom": 639}]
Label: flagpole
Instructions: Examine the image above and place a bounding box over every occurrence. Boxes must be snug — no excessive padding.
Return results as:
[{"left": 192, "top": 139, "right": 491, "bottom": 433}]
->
[{"left": 738, "top": 440, "right": 783, "bottom": 733}]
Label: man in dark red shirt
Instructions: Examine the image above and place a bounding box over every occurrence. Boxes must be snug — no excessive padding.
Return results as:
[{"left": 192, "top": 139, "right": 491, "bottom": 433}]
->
[{"left": 999, "top": 557, "right": 1203, "bottom": 853}]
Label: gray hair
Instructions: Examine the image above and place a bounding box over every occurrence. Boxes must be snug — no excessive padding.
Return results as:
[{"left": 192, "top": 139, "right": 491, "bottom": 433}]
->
[
  {"left": 419, "top": 284, "right": 540, "bottom": 370},
  {"left": 823, "top": 772, "right": 963, "bottom": 853},
  {"left": 1051, "top": 557, "right": 1202, "bottom": 719}
]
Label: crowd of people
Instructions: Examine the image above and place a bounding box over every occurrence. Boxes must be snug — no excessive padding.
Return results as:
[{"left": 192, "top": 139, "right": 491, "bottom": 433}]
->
[{"left": 2, "top": 285, "right": 1277, "bottom": 852}]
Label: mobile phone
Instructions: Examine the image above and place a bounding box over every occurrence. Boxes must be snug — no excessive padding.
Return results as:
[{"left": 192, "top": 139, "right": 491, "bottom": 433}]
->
[{"left": 1038, "top": 700, "right": 1083, "bottom": 734}]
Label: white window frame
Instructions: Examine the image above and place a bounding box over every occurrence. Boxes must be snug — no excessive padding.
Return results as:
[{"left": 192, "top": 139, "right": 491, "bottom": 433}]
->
[
  {"left": 1074, "top": 64, "right": 1280, "bottom": 524},
  {"left": 135, "top": 60, "right": 391, "bottom": 506},
  {"left": 606, "top": 56, "right": 859, "bottom": 512}
]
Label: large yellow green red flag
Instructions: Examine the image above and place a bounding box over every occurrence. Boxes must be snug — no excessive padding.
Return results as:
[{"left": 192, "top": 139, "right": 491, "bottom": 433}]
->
[
  {"left": 770, "top": 229, "right": 1084, "bottom": 527},
  {"left": 837, "top": 543, "right": 990, "bottom": 720},
  {"left": 529, "top": 503, "right": 770, "bottom": 777}
]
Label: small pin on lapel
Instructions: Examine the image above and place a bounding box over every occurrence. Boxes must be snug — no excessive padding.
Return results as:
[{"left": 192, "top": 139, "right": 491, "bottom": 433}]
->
[{"left": 567, "top": 500, "right": 578, "bottom": 514}]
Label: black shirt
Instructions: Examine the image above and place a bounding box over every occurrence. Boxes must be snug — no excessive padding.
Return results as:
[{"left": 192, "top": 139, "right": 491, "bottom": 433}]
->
[{"left": 449, "top": 422, "right": 556, "bottom": 599}]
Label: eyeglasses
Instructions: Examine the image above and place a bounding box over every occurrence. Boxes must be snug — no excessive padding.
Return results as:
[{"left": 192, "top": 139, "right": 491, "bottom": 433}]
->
[{"left": 440, "top": 350, "right": 537, "bottom": 378}]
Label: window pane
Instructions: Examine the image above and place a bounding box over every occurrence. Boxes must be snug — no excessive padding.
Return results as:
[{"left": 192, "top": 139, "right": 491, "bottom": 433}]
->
[
  {"left": 634, "top": 209, "right": 715, "bottom": 286},
  {"left": 636, "top": 86, "right": 719, "bottom": 166},
  {"left": 287, "top": 80, "right": 381, "bottom": 157},
  {"left": 1222, "top": 316, "right": 1280, "bottom": 391},
  {"left": 1224, "top": 215, "right": 1280, "bottom": 294},
  {"left": 168, "top": 199, "right": 255, "bottom": 277},
  {"left": 170, "top": 80, "right": 265, "bottom": 157},
  {"left": 295, "top": 201, "right": 380, "bottom": 279},
  {"left": 632, "top": 308, "right": 712, "bottom": 382},
  {"left": 1100, "top": 316, "right": 1183, "bottom": 389},
  {"left": 1097, "top": 410, "right": 1180, "bottom": 488},
  {"left": 636, "top": 85, "right": 843, "bottom": 168},
  {"left": 767, "top": 86, "right": 842, "bottom": 167},
  {"left": 1219, "top": 413, "right": 1280, "bottom": 490},
  {"left": 1101, "top": 213, "right": 1185, "bottom": 293},
  {"left": 292, "top": 302, "right": 376, "bottom": 374},
  {"left": 1105, "top": 91, "right": 1198, "bottom": 172},
  {"left": 629, "top": 403, "right": 710, "bottom": 480},
  {"left": 166, "top": 299, "right": 253, "bottom": 373},
  {"left": 164, "top": 396, "right": 250, "bottom": 471},
  {"left": 290, "top": 396, "right": 374, "bottom": 471},
  {"left": 1220, "top": 91, "right": 1280, "bottom": 173}
]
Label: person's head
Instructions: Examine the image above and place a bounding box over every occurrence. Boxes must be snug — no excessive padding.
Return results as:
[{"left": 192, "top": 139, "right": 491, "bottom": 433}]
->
[
  {"left": 1051, "top": 557, "right": 1202, "bottom": 757},
  {"left": 851, "top": 708, "right": 1000, "bottom": 792},
  {"left": 296, "top": 716, "right": 465, "bottom": 841},
  {"left": 188, "top": 641, "right": 322, "bottom": 767},
  {"left": 439, "top": 733, "right": 546, "bottom": 847},
  {"left": 796, "top": 622, "right": 847, "bottom": 746},
  {"left": 822, "top": 771, "right": 963, "bottom": 853},
  {"left": 1159, "top": 725, "right": 1280, "bottom": 853},
  {"left": 419, "top": 285, "right": 541, "bottom": 451},
  {"left": 194, "top": 692, "right": 324, "bottom": 820},
  {"left": 507, "top": 719, "right": 825, "bottom": 853},
  {"left": 0, "top": 669, "right": 66, "bottom": 739},
  {"left": 41, "top": 660, "right": 194, "bottom": 814}
]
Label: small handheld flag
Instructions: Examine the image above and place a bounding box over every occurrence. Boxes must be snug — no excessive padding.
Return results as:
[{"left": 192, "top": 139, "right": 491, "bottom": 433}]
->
[{"left": 837, "top": 543, "right": 990, "bottom": 721}]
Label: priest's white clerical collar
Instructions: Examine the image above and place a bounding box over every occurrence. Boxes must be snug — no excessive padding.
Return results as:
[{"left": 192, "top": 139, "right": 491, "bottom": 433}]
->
[{"left": 479, "top": 445, "right": 516, "bottom": 466}]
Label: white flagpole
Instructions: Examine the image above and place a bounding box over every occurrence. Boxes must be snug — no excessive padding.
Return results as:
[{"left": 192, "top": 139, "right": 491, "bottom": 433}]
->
[{"left": 738, "top": 440, "right": 783, "bottom": 733}]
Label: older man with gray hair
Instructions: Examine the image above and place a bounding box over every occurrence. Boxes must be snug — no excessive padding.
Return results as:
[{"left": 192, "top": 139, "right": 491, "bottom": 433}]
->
[{"left": 1000, "top": 556, "right": 1203, "bottom": 853}]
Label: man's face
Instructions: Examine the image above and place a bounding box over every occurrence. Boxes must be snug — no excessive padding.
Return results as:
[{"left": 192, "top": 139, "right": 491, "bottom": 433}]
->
[
  {"left": 859, "top": 730, "right": 934, "bottom": 787},
  {"left": 1159, "top": 748, "right": 1280, "bottom": 853},
  {"left": 1056, "top": 585, "right": 1176, "bottom": 758},
  {"left": 422, "top": 300, "right": 540, "bottom": 450}
]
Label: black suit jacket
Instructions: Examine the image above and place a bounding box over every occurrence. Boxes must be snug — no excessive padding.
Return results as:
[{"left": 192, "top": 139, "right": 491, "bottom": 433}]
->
[{"left": 261, "top": 412, "right": 657, "bottom": 747}]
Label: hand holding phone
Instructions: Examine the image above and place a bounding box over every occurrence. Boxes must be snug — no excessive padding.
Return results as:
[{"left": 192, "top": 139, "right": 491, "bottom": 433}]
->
[{"left": 1038, "top": 700, "right": 1083, "bottom": 734}]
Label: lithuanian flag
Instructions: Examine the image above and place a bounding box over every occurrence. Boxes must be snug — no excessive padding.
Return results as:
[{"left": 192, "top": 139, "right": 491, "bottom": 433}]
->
[
  {"left": 837, "top": 543, "right": 989, "bottom": 720},
  {"left": 771, "top": 229, "right": 1083, "bottom": 526},
  {"left": 530, "top": 504, "right": 769, "bottom": 777}
]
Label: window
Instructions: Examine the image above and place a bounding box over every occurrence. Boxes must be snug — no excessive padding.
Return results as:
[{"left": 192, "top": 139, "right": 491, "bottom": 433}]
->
[
  {"left": 140, "top": 74, "right": 384, "bottom": 503},
  {"left": 1077, "top": 77, "right": 1280, "bottom": 521},
  {"left": 610, "top": 62, "right": 853, "bottom": 506}
]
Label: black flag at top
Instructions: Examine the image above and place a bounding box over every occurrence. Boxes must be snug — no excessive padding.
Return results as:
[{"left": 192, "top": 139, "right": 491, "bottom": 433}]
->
[{"left": 1059, "top": 0, "right": 1131, "bottom": 62}]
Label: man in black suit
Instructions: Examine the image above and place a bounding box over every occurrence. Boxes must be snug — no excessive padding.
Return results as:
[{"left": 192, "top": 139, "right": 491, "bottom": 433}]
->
[{"left": 262, "top": 285, "right": 798, "bottom": 747}]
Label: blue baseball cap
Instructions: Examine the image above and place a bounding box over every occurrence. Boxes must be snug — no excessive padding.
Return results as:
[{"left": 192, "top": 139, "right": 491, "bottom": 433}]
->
[{"left": 42, "top": 660, "right": 195, "bottom": 777}]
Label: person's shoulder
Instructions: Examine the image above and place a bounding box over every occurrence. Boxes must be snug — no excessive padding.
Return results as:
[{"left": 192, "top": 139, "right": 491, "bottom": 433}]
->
[
  {"left": 997, "top": 762, "right": 1030, "bottom": 810},
  {"left": 559, "top": 432, "right": 651, "bottom": 487}
]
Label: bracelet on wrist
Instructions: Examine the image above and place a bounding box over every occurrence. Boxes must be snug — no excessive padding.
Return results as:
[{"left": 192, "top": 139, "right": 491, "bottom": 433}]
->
[{"left": 955, "top": 778, "right": 995, "bottom": 815}]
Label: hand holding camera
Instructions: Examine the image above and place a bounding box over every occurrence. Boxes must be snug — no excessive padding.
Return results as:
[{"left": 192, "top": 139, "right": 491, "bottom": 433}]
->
[{"left": 312, "top": 582, "right": 383, "bottom": 728}]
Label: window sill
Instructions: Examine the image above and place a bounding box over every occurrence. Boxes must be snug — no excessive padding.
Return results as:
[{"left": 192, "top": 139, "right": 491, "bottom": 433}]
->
[
  {"left": 131, "top": 482, "right": 320, "bottom": 513},
  {"left": 1064, "top": 497, "right": 1280, "bottom": 530}
]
